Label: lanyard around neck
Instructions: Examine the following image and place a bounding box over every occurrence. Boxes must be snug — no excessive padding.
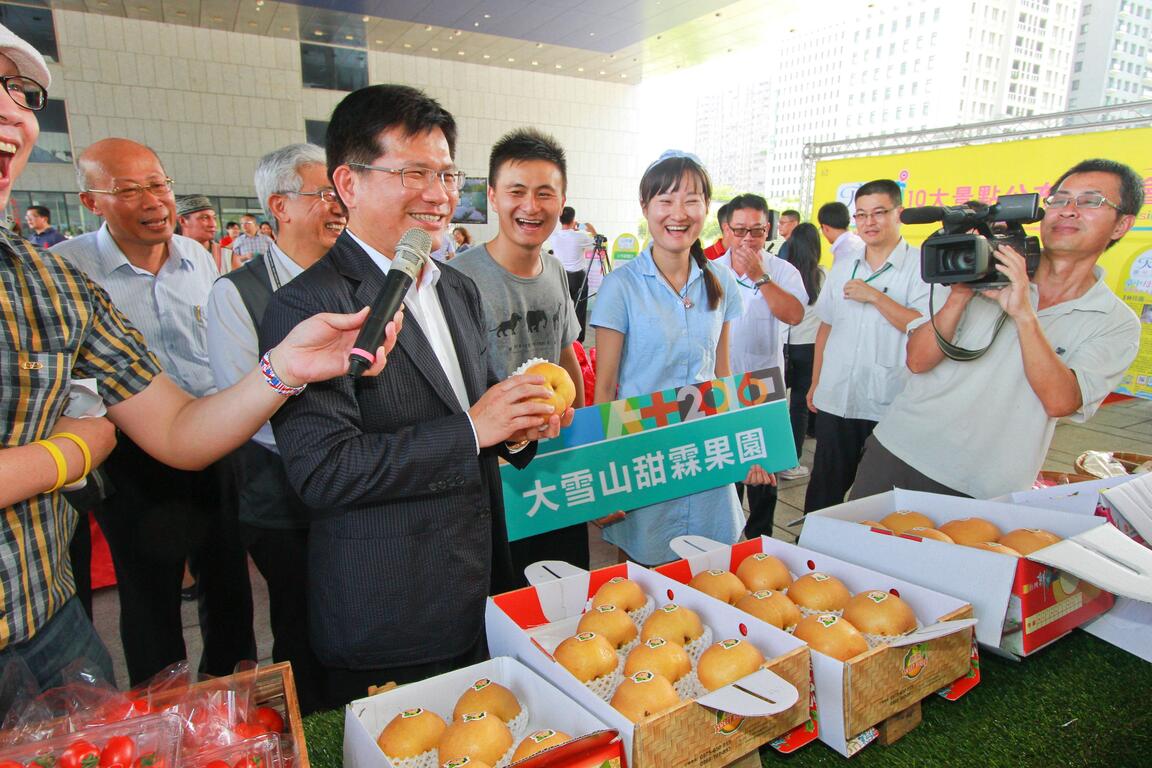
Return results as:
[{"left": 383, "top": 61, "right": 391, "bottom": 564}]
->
[{"left": 850, "top": 260, "right": 893, "bottom": 283}]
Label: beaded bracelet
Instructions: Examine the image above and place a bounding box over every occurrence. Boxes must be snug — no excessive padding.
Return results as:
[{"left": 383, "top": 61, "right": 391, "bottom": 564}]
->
[
  {"left": 52, "top": 432, "right": 92, "bottom": 479},
  {"left": 36, "top": 439, "right": 69, "bottom": 492},
  {"left": 260, "top": 352, "right": 306, "bottom": 397}
]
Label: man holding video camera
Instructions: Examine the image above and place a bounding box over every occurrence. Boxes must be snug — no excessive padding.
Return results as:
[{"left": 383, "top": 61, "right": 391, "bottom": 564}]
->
[{"left": 850, "top": 159, "right": 1143, "bottom": 501}]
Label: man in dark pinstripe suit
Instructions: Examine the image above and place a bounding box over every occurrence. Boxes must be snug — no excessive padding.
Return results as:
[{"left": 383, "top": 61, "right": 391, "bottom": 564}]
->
[{"left": 260, "top": 85, "right": 570, "bottom": 708}]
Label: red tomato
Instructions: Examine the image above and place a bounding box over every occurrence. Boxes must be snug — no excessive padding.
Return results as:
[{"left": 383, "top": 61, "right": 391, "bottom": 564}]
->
[
  {"left": 232, "top": 756, "right": 263, "bottom": 768},
  {"left": 202, "top": 762, "right": 231, "bottom": 768},
  {"left": 131, "top": 754, "right": 165, "bottom": 768},
  {"left": 58, "top": 739, "right": 100, "bottom": 768},
  {"left": 231, "top": 723, "right": 268, "bottom": 740},
  {"left": 252, "top": 707, "right": 284, "bottom": 734},
  {"left": 99, "top": 736, "right": 137, "bottom": 768},
  {"left": 0, "top": 760, "right": 26, "bottom": 768}
]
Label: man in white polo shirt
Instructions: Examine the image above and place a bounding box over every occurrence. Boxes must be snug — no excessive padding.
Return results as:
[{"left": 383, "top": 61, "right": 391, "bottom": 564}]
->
[
  {"left": 550, "top": 206, "right": 597, "bottom": 342},
  {"left": 851, "top": 159, "right": 1142, "bottom": 500},
  {"left": 715, "top": 193, "right": 806, "bottom": 537},
  {"left": 804, "top": 179, "right": 930, "bottom": 512}
]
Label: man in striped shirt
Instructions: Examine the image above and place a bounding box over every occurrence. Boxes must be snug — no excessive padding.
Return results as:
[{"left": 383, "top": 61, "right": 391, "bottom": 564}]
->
[{"left": 0, "top": 24, "right": 398, "bottom": 700}]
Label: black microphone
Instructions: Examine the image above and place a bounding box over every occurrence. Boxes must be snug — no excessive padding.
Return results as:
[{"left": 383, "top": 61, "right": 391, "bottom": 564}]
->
[
  {"left": 899, "top": 206, "right": 947, "bottom": 225},
  {"left": 348, "top": 228, "right": 431, "bottom": 376}
]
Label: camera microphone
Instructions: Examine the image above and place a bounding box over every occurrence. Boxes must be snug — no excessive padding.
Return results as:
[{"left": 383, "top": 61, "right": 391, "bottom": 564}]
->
[
  {"left": 900, "top": 206, "right": 946, "bottom": 225},
  {"left": 347, "top": 228, "right": 432, "bottom": 376}
]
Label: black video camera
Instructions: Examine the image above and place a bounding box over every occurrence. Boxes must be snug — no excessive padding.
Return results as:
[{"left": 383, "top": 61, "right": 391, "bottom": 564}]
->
[
  {"left": 593, "top": 233, "right": 608, "bottom": 246},
  {"left": 903, "top": 193, "right": 1043, "bottom": 288}
]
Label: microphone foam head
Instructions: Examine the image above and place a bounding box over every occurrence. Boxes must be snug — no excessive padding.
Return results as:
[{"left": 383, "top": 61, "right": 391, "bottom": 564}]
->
[{"left": 394, "top": 228, "right": 433, "bottom": 278}]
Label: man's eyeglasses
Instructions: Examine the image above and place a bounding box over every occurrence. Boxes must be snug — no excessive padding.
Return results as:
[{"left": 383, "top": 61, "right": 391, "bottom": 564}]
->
[
  {"left": 281, "top": 189, "right": 340, "bottom": 204},
  {"left": 1044, "top": 192, "right": 1121, "bottom": 211},
  {"left": 729, "top": 226, "right": 768, "bottom": 238},
  {"left": 1, "top": 75, "right": 46, "bottom": 111},
  {"left": 853, "top": 208, "right": 893, "bottom": 222},
  {"left": 84, "top": 178, "right": 175, "bottom": 201},
  {"left": 348, "top": 163, "right": 467, "bottom": 192}
]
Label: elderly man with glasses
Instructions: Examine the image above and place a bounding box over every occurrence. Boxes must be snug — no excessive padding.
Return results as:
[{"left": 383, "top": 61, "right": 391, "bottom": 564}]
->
[
  {"left": 53, "top": 138, "right": 259, "bottom": 685},
  {"left": 803, "top": 179, "right": 932, "bottom": 513},
  {"left": 850, "top": 159, "right": 1143, "bottom": 501},
  {"left": 204, "top": 143, "right": 346, "bottom": 713}
]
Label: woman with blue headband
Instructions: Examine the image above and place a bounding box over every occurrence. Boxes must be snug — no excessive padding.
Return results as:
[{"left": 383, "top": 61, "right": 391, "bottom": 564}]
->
[{"left": 590, "top": 151, "right": 758, "bottom": 565}]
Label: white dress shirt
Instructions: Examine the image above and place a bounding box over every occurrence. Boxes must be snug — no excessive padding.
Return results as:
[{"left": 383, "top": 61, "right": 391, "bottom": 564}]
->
[
  {"left": 830, "top": 230, "right": 866, "bottom": 265},
  {"left": 205, "top": 243, "right": 304, "bottom": 451},
  {"left": 715, "top": 250, "right": 808, "bottom": 374},
  {"left": 813, "top": 240, "right": 929, "bottom": 422},
  {"left": 348, "top": 231, "right": 480, "bottom": 453}
]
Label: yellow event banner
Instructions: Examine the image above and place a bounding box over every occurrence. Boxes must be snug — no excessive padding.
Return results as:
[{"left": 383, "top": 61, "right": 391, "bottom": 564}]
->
[{"left": 812, "top": 127, "right": 1152, "bottom": 398}]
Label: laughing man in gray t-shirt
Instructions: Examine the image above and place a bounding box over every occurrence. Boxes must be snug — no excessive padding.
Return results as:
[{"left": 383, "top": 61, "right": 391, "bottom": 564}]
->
[{"left": 450, "top": 128, "right": 588, "bottom": 575}]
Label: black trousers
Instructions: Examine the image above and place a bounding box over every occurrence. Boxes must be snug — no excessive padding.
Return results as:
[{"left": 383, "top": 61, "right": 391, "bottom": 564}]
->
[
  {"left": 240, "top": 524, "right": 325, "bottom": 715},
  {"left": 736, "top": 482, "right": 778, "bottom": 539},
  {"left": 785, "top": 343, "right": 815, "bottom": 461},
  {"left": 322, "top": 632, "right": 488, "bottom": 710},
  {"left": 509, "top": 523, "right": 590, "bottom": 586},
  {"left": 849, "top": 435, "right": 970, "bottom": 500},
  {"left": 97, "top": 437, "right": 255, "bottom": 685},
  {"left": 566, "top": 269, "right": 588, "bottom": 343},
  {"left": 803, "top": 412, "right": 876, "bottom": 513}
]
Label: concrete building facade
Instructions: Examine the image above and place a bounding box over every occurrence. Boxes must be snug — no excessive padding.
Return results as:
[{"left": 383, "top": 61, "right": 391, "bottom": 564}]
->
[
  {"left": 14, "top": 6, "right": 643, "bottom": 242},
  {"left": 1067, "top": 0, "right": 1152, "bottom": 108}
]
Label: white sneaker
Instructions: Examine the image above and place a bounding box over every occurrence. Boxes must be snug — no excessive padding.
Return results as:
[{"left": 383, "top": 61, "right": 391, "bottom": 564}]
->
[{"left": 779, "top": 465, "right": 810, "bottom": 480}]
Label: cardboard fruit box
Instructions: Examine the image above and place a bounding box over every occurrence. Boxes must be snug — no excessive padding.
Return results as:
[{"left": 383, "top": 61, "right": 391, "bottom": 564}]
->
[
  {"left": 660, "top": 535, "right": 977, "bottom": 759},
  {"left": 487, "top": 560, "right": 812, "bottom": 768},
  {"left": 343, "top": 655, "right": 625, "bottom": 768},
  {"left": 800, "top": 489, "right": 1152, "bottom": 658}
]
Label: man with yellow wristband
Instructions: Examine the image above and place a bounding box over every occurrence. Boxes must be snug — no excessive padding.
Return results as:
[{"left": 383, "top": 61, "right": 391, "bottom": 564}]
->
[{"left": 0, "top": 25, "right": 400, "bottom": 704}]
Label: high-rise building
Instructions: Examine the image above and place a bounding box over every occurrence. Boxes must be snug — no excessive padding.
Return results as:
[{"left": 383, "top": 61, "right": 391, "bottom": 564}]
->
[
  {"left": 695, "top": 80, "right": 774, "bottom": 194},
  {"left": 1067, "top": 0, "right": 1152, "bottom": 108},
  {"left": 695, "top": 1, "right": 1081, "bottom": 204}
]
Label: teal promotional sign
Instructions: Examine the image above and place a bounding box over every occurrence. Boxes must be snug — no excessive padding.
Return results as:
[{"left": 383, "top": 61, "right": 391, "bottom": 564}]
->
[{"left": 501, "top": 368, "right": 796, "bottom": 541}]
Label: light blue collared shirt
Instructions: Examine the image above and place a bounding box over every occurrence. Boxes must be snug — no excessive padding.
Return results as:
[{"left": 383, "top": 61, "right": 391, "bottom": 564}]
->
[
  {"left": 590, "top": 246, "right": 745, "bottom": 397},
  {"left": 52, "top": 224, "right": 219, "bottom": 396},
  {"left": 589, "top": 246, "right": 745, "bottom": 564}
]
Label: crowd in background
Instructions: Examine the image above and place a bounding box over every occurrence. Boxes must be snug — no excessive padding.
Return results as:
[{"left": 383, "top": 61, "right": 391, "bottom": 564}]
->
[{"left": 1, "top": 19, "right": 1143, "bottom": 718}]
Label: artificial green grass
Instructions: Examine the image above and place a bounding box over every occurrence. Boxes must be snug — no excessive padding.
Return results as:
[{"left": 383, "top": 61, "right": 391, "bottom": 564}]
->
[{"left": 302, "top": 631, "right": 1150, "bottom": 767}]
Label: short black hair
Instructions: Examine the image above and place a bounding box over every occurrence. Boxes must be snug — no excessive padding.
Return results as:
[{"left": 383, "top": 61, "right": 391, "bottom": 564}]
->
[
  {"left": 225, "top": 221, "right": 238, "bottom": 229},
  {"left": 728, "top": 193, "right": 769, "bottom": 215},
  {"left": 26, "top": 205, "right": 51, "bottom": 221},
  {"left": 855, "top": 179, "right": 903, "bottom": 207},
  {"left": 716, "top": 201, "right": 732, "bottom": 227},
  {"left": 781, "top": 209, "right": 801, "bottom": 221},
  {"left": 488, "top": 127, "right": 567, "bottom": 192},
  {"left": 560, "top": 206, "right": 576, "bottom": 225},
  {"left": 1051, "top": 158, "right": 1144, "bottom": 217},
  {"left": 326, "top": 84, "right": 457, "bottom": 182},
  {"left": 818, "top": 201, "right": 851, "bottom": 229}
]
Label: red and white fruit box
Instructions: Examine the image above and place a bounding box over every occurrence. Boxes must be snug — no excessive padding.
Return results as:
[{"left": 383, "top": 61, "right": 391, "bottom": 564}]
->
[
  {"left": 662, "top": 535, "right": 977, "bottom": 759},
  {"left": 342, "top": 655, "right": 623, "bottom": 768},
  {"left": 800, "top": 489, "right": 1152, "bottom": 658},
  {"left": 487, "top": 560, "right": 811, "bottom": 768}
]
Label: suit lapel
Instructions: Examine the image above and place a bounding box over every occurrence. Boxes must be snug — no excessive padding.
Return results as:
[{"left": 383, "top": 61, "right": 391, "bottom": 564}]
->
[
  {"left": 436, "top": 271, "right": 486, "bottom": 403},
  {"left": 334, "top": 233, "right": 463, "bottom": 413}
]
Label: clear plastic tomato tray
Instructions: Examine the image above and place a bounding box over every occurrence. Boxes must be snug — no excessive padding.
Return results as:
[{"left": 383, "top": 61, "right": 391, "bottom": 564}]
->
[
  {"left": 0, "top": 711, "right": 182, "bottom": 768},
  {"left": 184, "top": 732, "right": 282, "bottom": 768}
]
